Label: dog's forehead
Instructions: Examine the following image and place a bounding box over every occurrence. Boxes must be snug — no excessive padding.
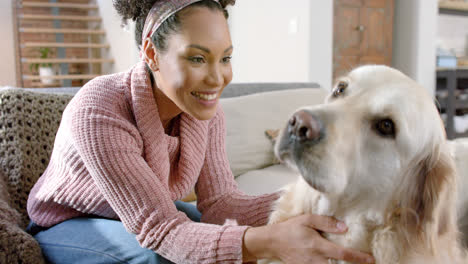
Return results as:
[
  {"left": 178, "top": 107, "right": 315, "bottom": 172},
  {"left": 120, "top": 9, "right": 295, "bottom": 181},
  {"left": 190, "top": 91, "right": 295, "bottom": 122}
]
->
[
  {"left": 345, "top": 65, "right": 431, "bottom": 108},
  {"left": 348, "top": 65, "right": 412, "bottom": 90}
]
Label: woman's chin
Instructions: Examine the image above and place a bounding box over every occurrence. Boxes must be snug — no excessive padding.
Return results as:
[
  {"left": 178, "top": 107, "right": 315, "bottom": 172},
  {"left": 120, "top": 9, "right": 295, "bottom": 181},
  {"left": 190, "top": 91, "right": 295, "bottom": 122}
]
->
[{"left": 188, "top": 107, "right": 217, "bottom": 121}]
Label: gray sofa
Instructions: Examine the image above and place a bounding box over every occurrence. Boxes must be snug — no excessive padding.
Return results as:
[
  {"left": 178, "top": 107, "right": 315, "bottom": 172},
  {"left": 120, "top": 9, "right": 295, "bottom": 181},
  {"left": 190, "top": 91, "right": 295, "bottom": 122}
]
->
[
  {"left": 2, "top": 82, "right": 467, "bottom": 263},
  {"left": 24, "top": 82, "right": 320, "bottom": 98},
  {"left": 0, "top": 82, "right": 323, "bottom": 263}
]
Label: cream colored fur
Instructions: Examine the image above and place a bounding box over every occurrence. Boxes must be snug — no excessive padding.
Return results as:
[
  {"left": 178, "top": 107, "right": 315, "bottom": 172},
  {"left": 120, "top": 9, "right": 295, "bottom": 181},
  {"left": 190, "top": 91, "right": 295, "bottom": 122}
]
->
[{"left": 264, "top": 65, "right": 467, "bottom": 264}]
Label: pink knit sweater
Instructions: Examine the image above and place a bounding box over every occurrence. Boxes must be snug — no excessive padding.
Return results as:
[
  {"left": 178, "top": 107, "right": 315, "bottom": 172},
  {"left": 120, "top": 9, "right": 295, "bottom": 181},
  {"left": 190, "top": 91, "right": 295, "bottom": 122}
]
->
[{"left": 27, "top": 61, "right": 279, "bottom": 263}]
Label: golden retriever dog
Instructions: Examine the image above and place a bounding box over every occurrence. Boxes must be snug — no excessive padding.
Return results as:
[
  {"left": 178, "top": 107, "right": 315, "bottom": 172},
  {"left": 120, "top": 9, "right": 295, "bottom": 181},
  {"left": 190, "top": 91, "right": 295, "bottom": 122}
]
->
[{"left": 266, "top": 65, "right": 467, "bottom": 264}]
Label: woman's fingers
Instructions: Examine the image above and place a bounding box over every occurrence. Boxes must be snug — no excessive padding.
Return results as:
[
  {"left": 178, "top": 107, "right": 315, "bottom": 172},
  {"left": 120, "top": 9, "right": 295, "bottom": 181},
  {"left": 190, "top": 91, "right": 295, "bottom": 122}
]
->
[
  {"left": 317, "top": 237, "right": 375, "bottom": 264},
  {"left": 270, "top": 214, "right": 376, "bottom": 264},
  {"left": 298, "top": 214, "right": 375, "bottom": 263},
  {"left": 300, "top": 214, "right": 348, "bottom": 234}
]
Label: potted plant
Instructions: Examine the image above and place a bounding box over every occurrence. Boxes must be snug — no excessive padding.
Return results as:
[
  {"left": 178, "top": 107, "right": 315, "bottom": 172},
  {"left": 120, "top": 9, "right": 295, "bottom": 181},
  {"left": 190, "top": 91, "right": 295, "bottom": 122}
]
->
[{"left": 29, "top": 47, "right": 55, "bottom": 85}]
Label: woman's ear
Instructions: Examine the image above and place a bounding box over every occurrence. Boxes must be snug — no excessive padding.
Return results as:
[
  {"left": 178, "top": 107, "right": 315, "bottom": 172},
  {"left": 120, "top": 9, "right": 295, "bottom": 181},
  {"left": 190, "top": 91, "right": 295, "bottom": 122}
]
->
[{"left": 142, "top": 37, "right": 159, "bottom": 72}]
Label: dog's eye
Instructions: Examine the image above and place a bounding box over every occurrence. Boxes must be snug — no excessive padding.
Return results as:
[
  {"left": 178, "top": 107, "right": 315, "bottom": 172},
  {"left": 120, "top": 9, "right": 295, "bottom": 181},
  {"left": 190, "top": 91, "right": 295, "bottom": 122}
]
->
[
  {"left": 374, "top": 118, "right": 396, "bottom": 138},
  {"left": 333, "top": 81, "right": 348, "bottom": 97}
]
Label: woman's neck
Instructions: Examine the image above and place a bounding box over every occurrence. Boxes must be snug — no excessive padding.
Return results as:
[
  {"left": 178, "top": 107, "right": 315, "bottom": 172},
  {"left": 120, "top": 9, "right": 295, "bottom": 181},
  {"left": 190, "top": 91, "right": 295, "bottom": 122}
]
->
[{"left": 152, "top": 86, "right": 182, "bottom": 133}]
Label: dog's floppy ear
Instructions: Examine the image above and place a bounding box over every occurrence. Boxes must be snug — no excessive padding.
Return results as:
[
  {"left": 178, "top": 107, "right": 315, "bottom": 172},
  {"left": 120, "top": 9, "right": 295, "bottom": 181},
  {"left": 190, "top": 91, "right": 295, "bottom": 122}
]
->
[{"left": 398, "top": 143, "right": 457, "bottom": 244}]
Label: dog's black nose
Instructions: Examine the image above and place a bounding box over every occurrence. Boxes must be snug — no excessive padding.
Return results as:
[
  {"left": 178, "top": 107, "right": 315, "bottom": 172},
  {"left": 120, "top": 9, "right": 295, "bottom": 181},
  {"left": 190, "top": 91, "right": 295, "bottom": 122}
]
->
[{"left": 288, "top": 110, "right": 321, "bottom": 141}]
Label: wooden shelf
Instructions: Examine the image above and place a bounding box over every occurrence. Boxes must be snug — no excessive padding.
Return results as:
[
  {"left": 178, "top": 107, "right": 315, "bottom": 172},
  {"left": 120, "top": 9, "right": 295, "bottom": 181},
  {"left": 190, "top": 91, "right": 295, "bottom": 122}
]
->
[
  {"left": 439, "top": 1, "right": 468, "bottom": 11},
  {"left": 437, "top": 66, "right": 468, "bottom": 71},
  {"left": 454, "top": 131, "right": 468, "bottom": 138},
  {"left": 441, "top": 97, "right": 468, "bottom": 109},
  {"left": 20, "top": 28, "right": 106, "bottom": 35},
  {"left": 455, "top": 100, "right": 468, "bottom": 109},
  {"left": 20, "top": 2, "right": 98, "bottom": 10},
  {"left": 436, "top": 68, "right": 468, "bottom": 139},
  {"left": 23, "top": 74, "right": 99, "bottom": 81},
  {"left": 22, "top": 42, "right": 110, "bottom": 49},
  {"left": 439, "top": 1, "right": 468, "bottom": 15},
  {"left": 22, "top": 58, "right": 114, "bottom": 64},
  {"left": 19, "top": 14, "right": 101, "bottom": 22},
  {"left": 459, "top": 58, "right": 468, "bottom": 67},
  {"left": 28, "top": 81, "right": 61, "bottom": 88}
]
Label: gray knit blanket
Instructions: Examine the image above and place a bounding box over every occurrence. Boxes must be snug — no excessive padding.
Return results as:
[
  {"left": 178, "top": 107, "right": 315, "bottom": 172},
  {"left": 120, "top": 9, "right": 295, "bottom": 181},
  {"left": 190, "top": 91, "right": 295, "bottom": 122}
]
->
[{"left": 0, "top": 88, "right": 73, "bottom": 263}]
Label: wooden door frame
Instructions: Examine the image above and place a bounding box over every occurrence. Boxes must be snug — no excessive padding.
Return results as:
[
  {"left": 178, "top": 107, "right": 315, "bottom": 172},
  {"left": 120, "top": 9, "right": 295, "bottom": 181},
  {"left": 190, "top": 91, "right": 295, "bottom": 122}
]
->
[{"left": 12, "top": 0, "right": 24, "bottom": 87}]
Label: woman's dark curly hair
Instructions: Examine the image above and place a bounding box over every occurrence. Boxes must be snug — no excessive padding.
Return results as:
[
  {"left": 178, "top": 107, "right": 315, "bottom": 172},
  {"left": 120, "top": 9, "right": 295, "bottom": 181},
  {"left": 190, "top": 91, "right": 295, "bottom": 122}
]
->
[{"left": 114, "top": 0, "right": 235, "bottom": 53}]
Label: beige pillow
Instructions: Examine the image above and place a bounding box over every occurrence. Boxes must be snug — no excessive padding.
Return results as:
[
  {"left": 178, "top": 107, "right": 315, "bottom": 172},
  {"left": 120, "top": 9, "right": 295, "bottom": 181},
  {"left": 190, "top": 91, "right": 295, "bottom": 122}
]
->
[{"left": 220, "top": 88, "right": 328, "bottom": 177}]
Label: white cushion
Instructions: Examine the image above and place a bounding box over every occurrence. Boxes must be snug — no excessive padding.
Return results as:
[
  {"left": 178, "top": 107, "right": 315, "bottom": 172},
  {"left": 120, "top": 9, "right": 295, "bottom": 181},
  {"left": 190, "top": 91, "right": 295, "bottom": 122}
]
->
[
  {"left": 220, "top": 88, "right": 328, "bottom": 177},
  {"left": 235, "top": 164, "right": 299, "bottom": 195}
]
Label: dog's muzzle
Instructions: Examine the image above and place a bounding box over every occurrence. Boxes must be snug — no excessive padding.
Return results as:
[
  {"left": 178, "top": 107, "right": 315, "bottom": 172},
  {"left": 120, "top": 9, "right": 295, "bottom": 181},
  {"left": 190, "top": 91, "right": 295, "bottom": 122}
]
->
[
  {"left": 275, "top": 109, "right": 324, "bottom": 163},
  {"left": 288, "top": 110, "right": 323, "bottom": 143}
]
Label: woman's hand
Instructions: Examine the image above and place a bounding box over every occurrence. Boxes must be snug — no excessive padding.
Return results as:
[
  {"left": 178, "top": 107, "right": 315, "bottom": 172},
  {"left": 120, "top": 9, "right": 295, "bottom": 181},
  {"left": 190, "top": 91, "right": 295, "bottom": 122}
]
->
[{"left": 242, "top": 214, "right": 375, "bottom": 264}]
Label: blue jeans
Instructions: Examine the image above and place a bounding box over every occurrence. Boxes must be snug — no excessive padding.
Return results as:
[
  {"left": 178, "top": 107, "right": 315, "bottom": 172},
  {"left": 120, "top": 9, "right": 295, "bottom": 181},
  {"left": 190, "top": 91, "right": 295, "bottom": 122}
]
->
[{"left": 27, "top": 201, "right": 201, "bottom": 264}]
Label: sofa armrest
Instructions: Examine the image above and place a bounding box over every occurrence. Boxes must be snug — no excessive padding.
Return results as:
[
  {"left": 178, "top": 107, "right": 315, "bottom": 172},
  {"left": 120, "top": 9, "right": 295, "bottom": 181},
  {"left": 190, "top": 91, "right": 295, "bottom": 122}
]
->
[
  {"left": 0, "top": 88, "right": 74, "bottom": 228},
  {"left": 221, "top": 82, "right": 321, "bottom": 98}
]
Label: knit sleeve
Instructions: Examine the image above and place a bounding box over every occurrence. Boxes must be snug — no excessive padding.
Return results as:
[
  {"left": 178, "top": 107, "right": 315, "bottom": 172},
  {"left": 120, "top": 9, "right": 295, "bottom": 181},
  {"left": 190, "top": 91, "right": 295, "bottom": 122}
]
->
[
  {"left": 196, "top": 107, "right": 280, "bottom": 227},
  {"left": 70, "top": 105, "right": 248, "bottom": 263}
]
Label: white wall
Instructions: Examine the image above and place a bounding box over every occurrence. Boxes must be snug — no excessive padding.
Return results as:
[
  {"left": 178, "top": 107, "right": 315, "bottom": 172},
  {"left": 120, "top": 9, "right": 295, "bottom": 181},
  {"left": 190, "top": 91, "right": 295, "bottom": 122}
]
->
[
  {"left": 309, "top": 1, "right": 334, "bottom": 89},
  {"left": 0, "top": 1, "right": 438, "bottom": 91},
  {"left": 0, "top": 0, "right": 18, "bottom": 86},
  {"left": 96, "top": 0, "right": 139, "bottom": 73},
  {"left": 392, "top": 0, "right": 438, "bottom": 95},
  {"left": 97, "top": 0, "right": 334, "bottom": 87},
  {"left": 229, "top": 0, "right": 333, "bottom": 88}
]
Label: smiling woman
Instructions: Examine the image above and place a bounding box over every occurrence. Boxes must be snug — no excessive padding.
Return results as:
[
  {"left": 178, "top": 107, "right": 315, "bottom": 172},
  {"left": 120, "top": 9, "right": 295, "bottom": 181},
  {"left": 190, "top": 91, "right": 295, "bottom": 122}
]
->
[{"left": 24, "top": 1, "right": 375, "bottom": 264}]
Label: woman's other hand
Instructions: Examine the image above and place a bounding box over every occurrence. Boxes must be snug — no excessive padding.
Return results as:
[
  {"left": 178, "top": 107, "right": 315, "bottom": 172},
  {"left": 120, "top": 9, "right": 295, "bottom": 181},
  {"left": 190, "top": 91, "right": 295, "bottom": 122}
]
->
[{"left": 242, "top": 214, "right": 375, "bottom": 264}]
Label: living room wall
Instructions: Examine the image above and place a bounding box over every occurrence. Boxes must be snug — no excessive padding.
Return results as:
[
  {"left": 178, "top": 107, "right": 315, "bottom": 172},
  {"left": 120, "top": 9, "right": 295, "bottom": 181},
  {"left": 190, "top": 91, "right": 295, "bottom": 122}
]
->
[
  {"left": 0, "top": 1, "right": 437, "bottom": 93},
  {"left": 228, "top": 0, "right": 333, "bottom": 88},
  {"left": 96, "top": 0, "right": 334, "bottom": 88},
  {"left": 95, "top": 0, "right": 139, "bottom": 74},
  {"left": 97, "top": 0, "right": 437, "bottom": 93},
  {"left": 393, "top": 0, "right": 438, "bottom": 95},
  {"left": 97, "top": 0, "right": 438, "bottom": 92},
  {"left": 1, "top": 0, "right": 17, "bottom": 87}
]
